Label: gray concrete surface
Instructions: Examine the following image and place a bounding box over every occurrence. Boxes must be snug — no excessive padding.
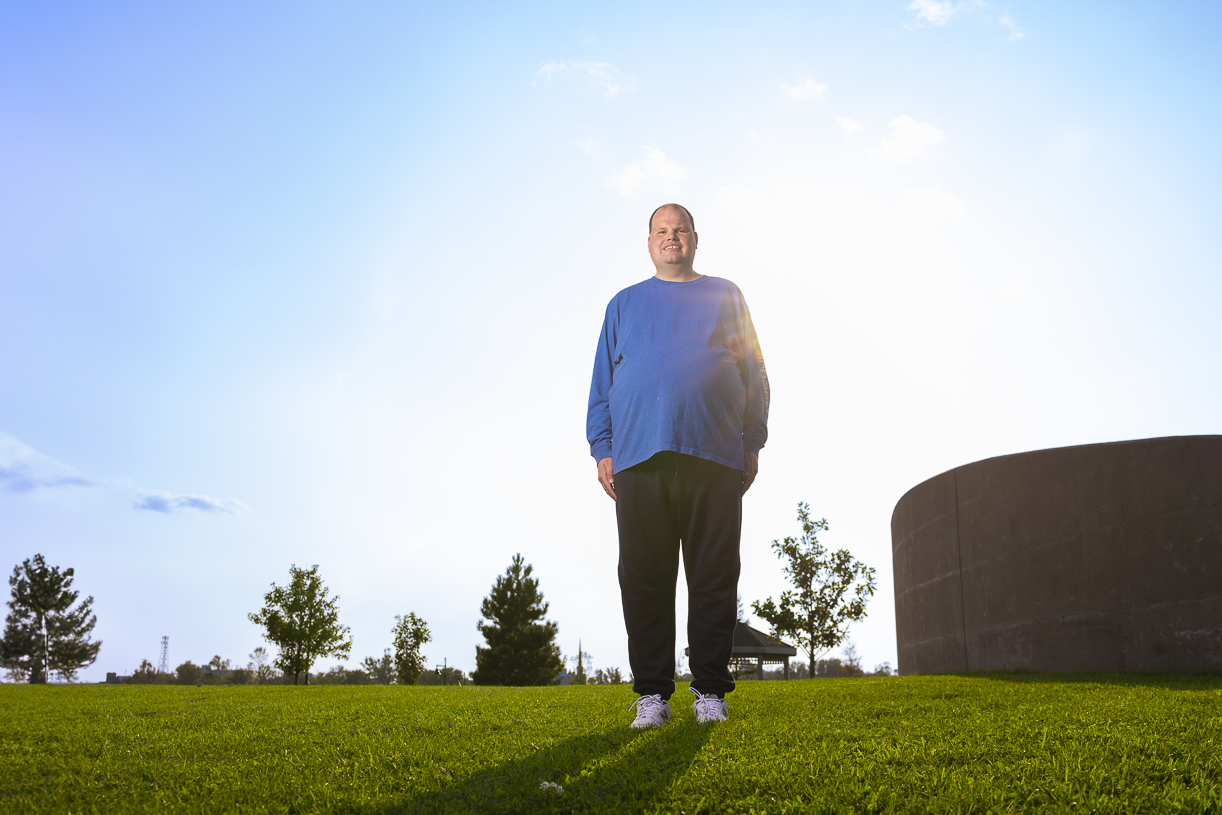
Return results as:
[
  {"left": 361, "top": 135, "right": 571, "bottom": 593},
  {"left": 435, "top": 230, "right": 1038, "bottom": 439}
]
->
[{"left": 891, "top": 435, "right": 1222, "bottom": 674}]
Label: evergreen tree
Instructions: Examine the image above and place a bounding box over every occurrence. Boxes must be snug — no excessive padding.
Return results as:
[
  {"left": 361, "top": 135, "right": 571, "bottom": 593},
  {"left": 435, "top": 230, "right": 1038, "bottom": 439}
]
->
[
  {"left": 0, "top": 554, "right": 102, "bottom": 683},
  {"left": 248, "top": 564, "right": 352, "bottom": 684},
  {"left": 752, "top": 503, "right": 877, "bottom": 675},
  {"left": 472, "top": 553, "right": 563, "bottom": 686},
  {"left": 391, "top": 612, "right": 431, "bottom": 685}
]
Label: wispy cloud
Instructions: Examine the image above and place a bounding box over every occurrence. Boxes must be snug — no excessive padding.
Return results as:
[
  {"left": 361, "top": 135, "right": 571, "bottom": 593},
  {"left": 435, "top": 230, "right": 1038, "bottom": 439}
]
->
[
  {"left": 875, "top": 115, "right": 946, "bottom": 161},
  {"left": 780, "top": 78, "right": 828, "bottom": 101},
  {"left": 908, "top": 1, "right": 1026, "bottom": 39},
  {"left": 0, "top": 433, "right": 94, "bottom": 492},
  {"left": 134, "top": 491, "right": 247, "bottom": 515},
  {"left": 0, "top": 431, "right": 245, "bottom": 516},
  {"left": 999, "top": 13, "right": 1024, "bottom": 39},
  {"left": 836, "top": 116, "right": 864, "bottom": 138},
  {"left": 604, "top": 147, "right": 685, "bottom": 198},
  {"left": 575, "top": 137, "right": 608, "bottom": 159},
  {"left": 908, "top": 0, "right": 957, "bottom": 26},
  {"left": 535, "top": 61, "right": 633, "bottom": 98}
]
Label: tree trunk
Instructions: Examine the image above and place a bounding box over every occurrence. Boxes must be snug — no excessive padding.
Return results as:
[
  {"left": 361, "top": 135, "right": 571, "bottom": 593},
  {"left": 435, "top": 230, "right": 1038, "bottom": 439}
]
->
[{"left": 31, "top": 613, "right": 49, "bottom": 684}]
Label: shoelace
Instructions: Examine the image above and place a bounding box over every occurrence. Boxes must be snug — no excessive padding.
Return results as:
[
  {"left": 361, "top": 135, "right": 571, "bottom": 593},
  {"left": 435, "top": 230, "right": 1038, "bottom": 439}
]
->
[
  {"left": 689, "top": 688, "right": 725, "bottom": 717},
  {"left": 629, "top": 694, "right": 665, "bottom": 714}
]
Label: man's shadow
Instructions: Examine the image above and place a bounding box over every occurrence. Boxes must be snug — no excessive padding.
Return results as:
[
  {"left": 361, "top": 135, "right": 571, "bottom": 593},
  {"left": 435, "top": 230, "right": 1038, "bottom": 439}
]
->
[{"left": 379, "top": 720, "right": 714, "bottom": 814}]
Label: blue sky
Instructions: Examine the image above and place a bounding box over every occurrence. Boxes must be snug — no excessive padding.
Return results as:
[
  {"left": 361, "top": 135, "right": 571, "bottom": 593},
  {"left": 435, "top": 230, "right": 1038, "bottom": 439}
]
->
[{"left": 3, "top": 1, "right": 1220, "bottom": 681}]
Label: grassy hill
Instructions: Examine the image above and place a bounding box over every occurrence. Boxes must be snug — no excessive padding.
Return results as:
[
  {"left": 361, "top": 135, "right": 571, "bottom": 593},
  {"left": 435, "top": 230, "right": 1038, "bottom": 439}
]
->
[{"left": 2, "top": 673, "right": 1220, "bottom": 813}]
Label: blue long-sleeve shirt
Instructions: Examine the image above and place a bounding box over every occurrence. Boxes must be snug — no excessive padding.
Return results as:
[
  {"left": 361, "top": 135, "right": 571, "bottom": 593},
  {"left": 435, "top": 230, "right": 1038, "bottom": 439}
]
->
[{"left": 586, "top": 275, "right": 769, "bottom": 475}]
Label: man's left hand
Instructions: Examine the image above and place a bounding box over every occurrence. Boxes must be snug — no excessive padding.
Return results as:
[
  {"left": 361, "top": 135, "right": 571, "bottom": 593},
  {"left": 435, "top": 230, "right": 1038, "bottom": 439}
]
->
[{"left": 742, "top": 450, "right": 758, "bottom": 495}]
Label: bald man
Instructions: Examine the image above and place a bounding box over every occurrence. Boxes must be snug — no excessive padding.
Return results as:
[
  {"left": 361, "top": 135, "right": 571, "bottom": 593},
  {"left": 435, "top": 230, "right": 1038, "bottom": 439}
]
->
[{"left": 586, "top": 203, "right": 769, "bottom": 727}]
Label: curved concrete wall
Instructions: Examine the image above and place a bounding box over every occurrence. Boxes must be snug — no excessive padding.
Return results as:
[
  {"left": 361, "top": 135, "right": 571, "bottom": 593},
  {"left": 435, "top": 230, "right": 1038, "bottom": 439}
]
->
[{"left": 891, "top": 436, "right": 1222, "bottom": 674}]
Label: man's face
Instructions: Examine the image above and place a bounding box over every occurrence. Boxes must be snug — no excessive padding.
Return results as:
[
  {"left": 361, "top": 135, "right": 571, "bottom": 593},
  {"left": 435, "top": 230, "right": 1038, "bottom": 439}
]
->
[{"left": 647, "top": 206, "right": 698, "bottom": 268}]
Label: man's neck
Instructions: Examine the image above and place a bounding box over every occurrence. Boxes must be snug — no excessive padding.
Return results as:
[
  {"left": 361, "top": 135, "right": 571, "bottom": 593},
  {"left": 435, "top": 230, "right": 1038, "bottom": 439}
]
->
[{"left": 653, "top": 266, "right": 701, "bottom": 283}]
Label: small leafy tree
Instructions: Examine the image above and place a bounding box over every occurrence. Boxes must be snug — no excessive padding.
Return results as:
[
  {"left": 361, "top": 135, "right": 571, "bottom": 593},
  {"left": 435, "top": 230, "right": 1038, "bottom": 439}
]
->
[
  {"left": 248, "top": 646, "right": 276, "bottom": 684},
  {"left": 248, "top": 564, "right": 352, "bottom": 685},
  {"left": 361, "top": 650, "right": 395, "bottom": 684},
  {"left": 0, "top": 554, "right": 102, "bottom": 683},
  {"left": 592, "top": 666, "right": 625, "bottom": 685},
  {"left": 752, "top": 503, "right": 877, "bottom": 675},
  {"left": 176, "top": 660, "right": 202, "bottom": 685},
  {"left": 392, "top": 613, "right": 431, "bottom": 685},
  {"left": 129, "top": 659, "right": 160, "bottom": 684},
  {"left": 841, "top": 640, "right": 865, "bottom": 677},
  {"left": 472, "top": 554, "right": 563, "bottom": 686}
]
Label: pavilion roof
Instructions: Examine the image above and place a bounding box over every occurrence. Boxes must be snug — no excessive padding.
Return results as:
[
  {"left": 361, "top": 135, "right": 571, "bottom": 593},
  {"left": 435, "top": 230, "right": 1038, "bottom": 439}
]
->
[{"left": 732, "top": 622, "right": 797, "bottom": 657}]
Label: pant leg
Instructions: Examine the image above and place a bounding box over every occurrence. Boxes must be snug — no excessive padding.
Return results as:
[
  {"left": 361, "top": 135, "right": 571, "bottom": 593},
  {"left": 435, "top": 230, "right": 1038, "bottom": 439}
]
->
[
  {"left": 615, "top": 452, "right": 681, "bottom": 700},
  {"left": 677, "top": 454, "right": 742, "bottom": 697}
]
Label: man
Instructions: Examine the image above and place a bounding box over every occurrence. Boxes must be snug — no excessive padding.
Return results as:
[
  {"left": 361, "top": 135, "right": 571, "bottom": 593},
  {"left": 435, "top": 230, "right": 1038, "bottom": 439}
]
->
[{"left": 586, "top": 203, "right": 769, "bottom": 727}]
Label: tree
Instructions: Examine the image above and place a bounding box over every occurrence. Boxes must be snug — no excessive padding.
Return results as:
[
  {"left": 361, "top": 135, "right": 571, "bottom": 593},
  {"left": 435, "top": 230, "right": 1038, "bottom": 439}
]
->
[
  {"left": 472, "top": 554, "right": 563, "bottom": 686},
  {"left": 392, "top": 613, "right": 431, "bottom": 685},
  {"left": 313, "top": 664, "right": 372, "bottom": 685},
  {"left": 176, "top": 660, "right": 202, "bottom": 685},
  {"left": 129, "top": 660, "right": 160, "bottom": 684},
  {"left": 0, "top": 554, "right": 102, "bottom": 683},
  {"left": 361, "top": 650, "right": 394, "bottom": 685},
  {"left": 841, "top": 640, "right": 865, "bottom": 677},
  {"left": 248, "top": 564, "right": 352, "bottom": 685},
  {"left": 248, "top": 646, "right": 276, "bottom": 684},
  {"left": 752, "top": 503, "right": 877, "bottom": 675},
  {"left": 593, "top": 666, "right": 625, "bottom": 685}
]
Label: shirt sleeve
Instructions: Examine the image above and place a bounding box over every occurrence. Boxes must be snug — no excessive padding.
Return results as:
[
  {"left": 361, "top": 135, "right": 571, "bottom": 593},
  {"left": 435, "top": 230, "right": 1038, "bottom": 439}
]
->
[
  {"left": 738, "top": 293, "right": 769, "bottom": 456},
  {"left": 586, "top": 301, "right": 617, "bottom": 462}
]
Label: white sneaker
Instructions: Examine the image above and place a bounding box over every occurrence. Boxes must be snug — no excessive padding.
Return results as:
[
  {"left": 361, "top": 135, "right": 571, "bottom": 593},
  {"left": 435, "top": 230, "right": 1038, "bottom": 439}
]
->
[
  {"left": 690, "top": 688, "right": 728, "bottom": 723},
  {"left": 628, "top": 694, "right": 672, "bottom": 729}
]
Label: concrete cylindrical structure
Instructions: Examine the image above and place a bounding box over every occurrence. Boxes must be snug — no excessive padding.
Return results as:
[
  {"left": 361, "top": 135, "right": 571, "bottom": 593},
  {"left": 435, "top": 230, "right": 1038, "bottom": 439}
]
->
[{"left": 891, "top": 435, "right": 1222, "bottom": 674}]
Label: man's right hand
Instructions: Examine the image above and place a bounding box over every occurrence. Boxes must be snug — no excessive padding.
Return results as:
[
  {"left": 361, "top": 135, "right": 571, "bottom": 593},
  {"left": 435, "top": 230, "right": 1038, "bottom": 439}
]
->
[{"left": 597, "top": 457, "right": 616, "bottom": 502}]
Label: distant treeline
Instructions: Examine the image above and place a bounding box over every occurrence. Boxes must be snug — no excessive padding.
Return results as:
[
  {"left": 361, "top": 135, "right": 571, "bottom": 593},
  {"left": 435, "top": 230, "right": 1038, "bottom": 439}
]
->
[
  {"left": 733, "top": 657, "right": 894, "bottom": 681},
  {"left": 107, "top": 650, "right": 471, "bottom": 687}
]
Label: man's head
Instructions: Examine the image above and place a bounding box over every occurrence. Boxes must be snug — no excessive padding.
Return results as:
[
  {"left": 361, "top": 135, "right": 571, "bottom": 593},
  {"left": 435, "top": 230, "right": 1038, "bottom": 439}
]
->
[
  {"left": 647, "top": 203, "right": 699, "bottom": 281},
  {"left": 648, "top": 203, "right": 695, "bottom": 234}
]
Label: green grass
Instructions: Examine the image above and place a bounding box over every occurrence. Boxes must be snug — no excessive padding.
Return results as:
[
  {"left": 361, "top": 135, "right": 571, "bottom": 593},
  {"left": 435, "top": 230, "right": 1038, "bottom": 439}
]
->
[{"left": 2, "top": 674, "right": 1221, "bottom": 814}]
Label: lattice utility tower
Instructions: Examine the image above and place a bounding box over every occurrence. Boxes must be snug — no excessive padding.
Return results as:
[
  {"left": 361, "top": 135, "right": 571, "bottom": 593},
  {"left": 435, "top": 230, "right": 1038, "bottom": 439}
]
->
[{"left": 158, "top": 636, "right": 169, "bottom": 675}]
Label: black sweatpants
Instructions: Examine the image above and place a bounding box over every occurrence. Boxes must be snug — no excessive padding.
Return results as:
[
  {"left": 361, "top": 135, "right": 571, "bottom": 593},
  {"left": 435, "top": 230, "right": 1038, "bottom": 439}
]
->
[{"left": 615, "top": 451, "right": 742, "bottom": 700}]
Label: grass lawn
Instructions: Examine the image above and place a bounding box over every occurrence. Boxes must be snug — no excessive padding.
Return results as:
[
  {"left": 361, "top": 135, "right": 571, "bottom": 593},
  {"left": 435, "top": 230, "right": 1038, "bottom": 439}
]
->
[{"left": 2, "top": 674, "right": 1220, "bottom": 814}]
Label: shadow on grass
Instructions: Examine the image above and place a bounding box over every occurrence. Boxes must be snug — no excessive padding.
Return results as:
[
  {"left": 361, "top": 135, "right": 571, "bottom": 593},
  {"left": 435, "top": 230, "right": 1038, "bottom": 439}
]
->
[
  {"left": 957, "top": 670, "right": 1222, "bottom": 690},
  {"left": 380, "top": 721, "right": 714, "bottom": 815}
]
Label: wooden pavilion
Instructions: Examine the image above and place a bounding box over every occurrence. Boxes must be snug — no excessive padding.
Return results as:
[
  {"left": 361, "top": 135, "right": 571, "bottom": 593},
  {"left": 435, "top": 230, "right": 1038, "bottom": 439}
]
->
[
  {"left": 732, "top": 622, "right": 799, "bottom": 680},
  {"left": 687, "top": 622, "right": 800, "bottom": 680}
]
